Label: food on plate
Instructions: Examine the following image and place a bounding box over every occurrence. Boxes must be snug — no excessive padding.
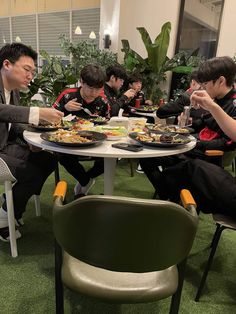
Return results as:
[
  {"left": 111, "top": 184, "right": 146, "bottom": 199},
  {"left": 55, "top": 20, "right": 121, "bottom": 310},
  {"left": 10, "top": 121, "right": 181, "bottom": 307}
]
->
[
  {"left": 135, "top": 132, "right": 186, "bottom": 144},
  {"left": 94, "top": 126, "right": 127, "bottom": 138},
  {"left": 128, "top": 117, "right": 147, "bottom": 132},
  {"left": 147, "top": 124, "right": 190, "bottom": 134},
  {"left": 48, "top": 129, "right": 92, "bottom": 143},
  {"left": 74, "top": 118, "right": 93, "bottom": 124},
  {"left": 135, "top": 105, "right": 159, "bottom": 112},
  {"left": 90, "top": 116, "right": 107, "bottom": 123},
  {"left": 31, "top": 120, "right": 73, "bottom": 129},
  {"left": 71, "top": 119, "right": 94, "bottom": 130}
]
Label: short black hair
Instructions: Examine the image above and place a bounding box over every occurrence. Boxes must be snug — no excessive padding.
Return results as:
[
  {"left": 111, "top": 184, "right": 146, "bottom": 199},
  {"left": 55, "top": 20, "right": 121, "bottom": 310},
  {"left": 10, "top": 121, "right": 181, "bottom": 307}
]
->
[
  {"left": 80, "top": 64, "right": 106, "bottom": 88},
  {"left": 189, "top": 70, "right": 199, "bottom": 82},
  {"left": 197, "top": 56, "right": 236, "bottom": 87},
  {"left": 106, "top": 64, "right": 127, "bottom": 81},
  {"left": 0, "top": 43, "right": 37, "bottom": 69},
  {"left": 128, "top": 73, "right": 142, "bottom": 84}
]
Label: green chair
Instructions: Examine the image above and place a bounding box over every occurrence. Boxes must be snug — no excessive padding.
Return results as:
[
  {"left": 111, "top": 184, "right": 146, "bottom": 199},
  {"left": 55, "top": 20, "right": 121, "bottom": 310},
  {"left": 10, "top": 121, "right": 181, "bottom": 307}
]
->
[{"left": 53, "top": 182, "right": 198, "bottom": 314}]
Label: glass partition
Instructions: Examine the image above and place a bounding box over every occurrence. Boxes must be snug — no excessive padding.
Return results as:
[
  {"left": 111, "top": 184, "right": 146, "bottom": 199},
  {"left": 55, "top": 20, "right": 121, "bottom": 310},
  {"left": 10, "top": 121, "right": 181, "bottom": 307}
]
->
[
  {"left": 177, "top": 0, "right": 224, "bottom": 58},
  {"left": 170, "top": 0, "right": 224, "bottom": 99}
]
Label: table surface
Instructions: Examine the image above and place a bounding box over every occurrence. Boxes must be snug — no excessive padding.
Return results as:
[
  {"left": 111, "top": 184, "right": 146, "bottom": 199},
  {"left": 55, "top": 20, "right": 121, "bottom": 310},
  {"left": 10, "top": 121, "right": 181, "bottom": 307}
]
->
[{"left": 23, "top": 130, "right": 196, "bottom": 159}]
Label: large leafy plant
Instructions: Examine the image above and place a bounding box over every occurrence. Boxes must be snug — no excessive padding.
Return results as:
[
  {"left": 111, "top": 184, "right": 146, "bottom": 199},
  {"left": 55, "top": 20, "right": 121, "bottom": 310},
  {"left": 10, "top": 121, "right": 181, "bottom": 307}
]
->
[
  {"left": 121, "top": 22, "right": 202, "bottom": 102},
  {"left": 59, "top": 34, "right": 117, "bottom": 76}
]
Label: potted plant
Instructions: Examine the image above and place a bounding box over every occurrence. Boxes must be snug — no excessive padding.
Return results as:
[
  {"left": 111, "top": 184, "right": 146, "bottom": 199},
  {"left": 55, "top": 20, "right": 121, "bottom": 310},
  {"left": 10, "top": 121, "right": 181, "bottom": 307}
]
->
[
  {"left": 59, "top": 34, "right": 117, "bottom": 76},
  {"left": 121, "top": 22, "right": 202, "bottom": 103}
]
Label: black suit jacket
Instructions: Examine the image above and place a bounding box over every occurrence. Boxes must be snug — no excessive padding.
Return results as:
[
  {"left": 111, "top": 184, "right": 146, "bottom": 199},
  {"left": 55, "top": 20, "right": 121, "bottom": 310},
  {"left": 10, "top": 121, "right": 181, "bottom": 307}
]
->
[{"left": 0, "top": 73, "right": 30, "bottom": 152}]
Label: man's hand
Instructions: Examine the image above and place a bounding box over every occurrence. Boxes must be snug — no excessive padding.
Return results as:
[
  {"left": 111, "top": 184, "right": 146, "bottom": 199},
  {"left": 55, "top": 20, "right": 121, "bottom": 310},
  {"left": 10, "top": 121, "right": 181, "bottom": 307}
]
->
[
  {"left": 190, "top": 90, "right": 216, "bottom": 111},
  {"left": 124, "top": 89, "right": 136, "bottom": 99},
  {"left": 64, "top": 98, "right": 83, "bottom": 112},
  {"left": 39, "top": 108, "right": 64, "bottom": 124}
]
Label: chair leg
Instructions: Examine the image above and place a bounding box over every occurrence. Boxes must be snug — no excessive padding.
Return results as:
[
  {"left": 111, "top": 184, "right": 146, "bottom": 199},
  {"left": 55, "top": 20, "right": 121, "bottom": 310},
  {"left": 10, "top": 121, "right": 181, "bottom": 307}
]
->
[
  {"left": 5, "top": 181, "right": 18, "bottom": 258},
  {"left": 54, "top": 161, "right": 60, "bottom": 185},
  {"left": 195, "top": 224, "right": 224, "bottom": 301},
  {"left": 55, "top": 239, "right": 64, "bottom": 314},
  {"left": 34, "top": 195, "right": 41, "bottom": 216},
  {"left": 169, "top": 259, "right": 187, "bottom": 314}
]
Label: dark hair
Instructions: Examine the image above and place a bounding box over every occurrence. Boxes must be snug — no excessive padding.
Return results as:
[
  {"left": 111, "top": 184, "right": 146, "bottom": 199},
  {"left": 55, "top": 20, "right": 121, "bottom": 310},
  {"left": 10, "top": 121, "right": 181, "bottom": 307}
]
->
[
  {"left": 0, "top": 43, "right": 37, "bottom": 69},
  {"left": 106, "top": 64, "right": 127, "bottom": 81},
  {"left": 80, "top": 64, "right": 106, "bottom": 88},
  {"left": 189, "top": 70, "right": 199, "bottom": 82},
  {"left": 197, "top": 56, "right": 236, "bottom": 87},
  {"left": 128, "top": 73, "right": 142, "bottom": 84}
]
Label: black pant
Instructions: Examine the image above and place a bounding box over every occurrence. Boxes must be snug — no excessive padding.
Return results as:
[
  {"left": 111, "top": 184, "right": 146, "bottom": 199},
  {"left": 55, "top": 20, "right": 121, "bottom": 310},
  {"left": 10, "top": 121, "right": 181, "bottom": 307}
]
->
[
  {"left": 139, "top": 147, "right": 223, "bottom": 192},
  {"left": 160, "top": 159, "right": 236, "bottom": 218},
  {"left": 58, "top": 153, "right": 104, "bottom": 186},
  {"left": 0, "top": 144, "right": 57, "bottom": 219}
]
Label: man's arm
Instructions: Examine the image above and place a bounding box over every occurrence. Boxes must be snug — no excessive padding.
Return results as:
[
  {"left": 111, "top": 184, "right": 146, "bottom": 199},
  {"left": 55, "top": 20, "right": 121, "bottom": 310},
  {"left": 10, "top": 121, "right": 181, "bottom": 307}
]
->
[
  {"left": 0, "top": 102, "right": 63, "bottom": 125},
  {"left": 191, "top": 90, "right": 236, "bottom": 142}
]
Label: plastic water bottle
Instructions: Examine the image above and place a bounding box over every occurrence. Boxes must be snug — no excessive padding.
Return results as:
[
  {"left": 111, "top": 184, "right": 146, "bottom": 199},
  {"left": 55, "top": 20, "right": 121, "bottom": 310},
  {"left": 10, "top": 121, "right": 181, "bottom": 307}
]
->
[{"left": 179, "top": 106, "right": 190, "bottom": 127}]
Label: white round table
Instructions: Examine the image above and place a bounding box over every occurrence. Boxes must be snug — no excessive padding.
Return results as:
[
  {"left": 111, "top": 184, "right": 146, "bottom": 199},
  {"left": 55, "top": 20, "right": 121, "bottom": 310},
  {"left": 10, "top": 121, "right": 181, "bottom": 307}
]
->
[{"left": 24, "top": 130, "right": 196, "bottom": 195}]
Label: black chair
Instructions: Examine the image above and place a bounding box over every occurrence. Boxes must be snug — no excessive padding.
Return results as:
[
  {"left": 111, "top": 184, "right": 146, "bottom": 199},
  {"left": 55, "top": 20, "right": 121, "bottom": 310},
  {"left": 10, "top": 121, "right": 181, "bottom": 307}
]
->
[
  {"left": 53, "top": 182, "right": 198, "bottom": 314},
  {"left": 195, "top": 213, "right": 236, "bottom": 301}
]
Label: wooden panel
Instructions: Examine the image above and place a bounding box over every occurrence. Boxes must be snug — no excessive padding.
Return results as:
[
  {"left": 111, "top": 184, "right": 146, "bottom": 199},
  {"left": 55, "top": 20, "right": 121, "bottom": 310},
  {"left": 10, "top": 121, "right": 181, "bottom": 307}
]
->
[
  {"left": 10, "top": 0, "right": 37, "bottom": 15},
  {"left": 0, "top": 0, "right": 11, "bottom": 17},
  {"left": 37, "top": 0, "right": 70, "bottom": 13},
  {"left": 72, "top": 0, "right": 100, "bottom": 9}
]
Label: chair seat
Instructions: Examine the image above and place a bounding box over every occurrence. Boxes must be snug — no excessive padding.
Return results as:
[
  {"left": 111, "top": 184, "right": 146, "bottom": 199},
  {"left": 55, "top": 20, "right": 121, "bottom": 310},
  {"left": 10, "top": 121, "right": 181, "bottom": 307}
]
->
[{"left": 62, "top": 251, "right": 178, "bottom": 303}]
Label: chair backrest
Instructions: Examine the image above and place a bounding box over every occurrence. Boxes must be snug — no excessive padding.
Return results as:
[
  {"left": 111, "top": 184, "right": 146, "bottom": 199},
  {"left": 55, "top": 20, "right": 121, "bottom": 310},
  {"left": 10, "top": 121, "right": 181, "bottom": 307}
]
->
[
  {"left": 0, "top": 158, "right": 16, "bottom": 184},
  {"left": 53, "top": 195, "right": 198, "bottom": 273}
]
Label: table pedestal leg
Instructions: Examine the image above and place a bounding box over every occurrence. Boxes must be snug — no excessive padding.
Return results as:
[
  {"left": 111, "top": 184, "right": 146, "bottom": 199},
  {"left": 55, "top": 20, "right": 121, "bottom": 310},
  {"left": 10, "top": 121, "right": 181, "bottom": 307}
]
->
[{"left": 104, "top": 157, "right": 116, "bottom": 195}]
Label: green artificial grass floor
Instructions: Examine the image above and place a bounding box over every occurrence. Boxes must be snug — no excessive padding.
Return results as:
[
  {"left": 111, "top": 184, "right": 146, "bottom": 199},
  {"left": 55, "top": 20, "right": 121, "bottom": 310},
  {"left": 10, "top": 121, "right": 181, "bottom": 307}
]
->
[{"left": 0, "top": 159, "right": 236, "bottom": 313}]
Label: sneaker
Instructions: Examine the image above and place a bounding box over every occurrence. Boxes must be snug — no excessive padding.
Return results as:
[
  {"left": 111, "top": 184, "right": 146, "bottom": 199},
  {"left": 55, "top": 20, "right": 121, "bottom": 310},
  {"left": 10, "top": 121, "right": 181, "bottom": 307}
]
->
[
  {"left": 0, "top": 207, "right": 24, "bottom": 228},
  {"left": 80, "top": 178, "right": 95, "bottom": 195},
  {"left": 136, "top": 164, "right": 144, "bottom": 174},
  {"left": 0, "top": 227, "right": 21, "bottom": 242},
  {"left": 74, "top": 181, "right": 82, "bottom": 196}
]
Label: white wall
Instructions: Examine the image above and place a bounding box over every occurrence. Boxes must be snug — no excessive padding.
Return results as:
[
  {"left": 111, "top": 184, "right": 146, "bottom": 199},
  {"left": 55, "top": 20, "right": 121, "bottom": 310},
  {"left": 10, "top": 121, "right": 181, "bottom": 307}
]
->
[
  {"left": 217, "top": 0, "right": 236, "bottom": 57},
  {"left": 100, "top": 0, "right": 181, "bottom": 61},
  {"left": 99, "top": 0, "right": 120, "bottom": 51}
]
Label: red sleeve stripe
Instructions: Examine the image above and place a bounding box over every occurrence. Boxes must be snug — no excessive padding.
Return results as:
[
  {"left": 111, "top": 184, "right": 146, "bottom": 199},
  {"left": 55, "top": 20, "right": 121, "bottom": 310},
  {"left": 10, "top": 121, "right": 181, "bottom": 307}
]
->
[{"left": 52, "top": 88, "right": 78, "bottom": 107}]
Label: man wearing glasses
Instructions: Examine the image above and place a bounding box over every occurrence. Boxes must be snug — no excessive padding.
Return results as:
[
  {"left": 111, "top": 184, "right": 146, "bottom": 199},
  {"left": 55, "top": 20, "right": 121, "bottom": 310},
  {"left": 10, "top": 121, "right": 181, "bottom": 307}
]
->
[{"left": 0, "top": 43, "right": 63, "bottom": 241}]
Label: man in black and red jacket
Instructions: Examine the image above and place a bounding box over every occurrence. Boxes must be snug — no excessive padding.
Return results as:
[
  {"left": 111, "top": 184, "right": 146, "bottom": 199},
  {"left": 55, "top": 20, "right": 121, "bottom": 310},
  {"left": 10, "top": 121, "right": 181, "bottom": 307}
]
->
[
  {"left": 53, "top": 64, "right": 109, "bottom": 197},
  {"left": 140, "top": 56, "right": 236, "bottom": 195},
  {"left": 102, "top": 65, "right": 136, "bottom": 116}
]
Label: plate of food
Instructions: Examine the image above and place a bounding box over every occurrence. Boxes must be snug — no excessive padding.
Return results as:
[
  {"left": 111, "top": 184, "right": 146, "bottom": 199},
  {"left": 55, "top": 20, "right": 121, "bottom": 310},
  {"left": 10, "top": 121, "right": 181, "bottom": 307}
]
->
[
  {"left": 89, "top": 116, "right": 109, "bottom": 125},
  {"left": 40, "top": 130, "right": 107, "bottom": 147},
  {"left": 129, "top": 132, "right": 191, "bottom": 148},
  {"left": 30, "top": 120, "right": 73, "bottom": 132},
  {"left": 146, "top": 124, "right": 194, "bottom": 135},
  {"left": 94, "top": 126, "right": 127, "bottom": 141},
  {"left": 134, "top": 105, "right": 159, "bottom": 113}
]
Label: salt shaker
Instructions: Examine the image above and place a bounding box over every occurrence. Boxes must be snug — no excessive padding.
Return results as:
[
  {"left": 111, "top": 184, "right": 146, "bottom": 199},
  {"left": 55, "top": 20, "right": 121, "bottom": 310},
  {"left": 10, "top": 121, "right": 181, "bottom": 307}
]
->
[{"left": 179, "top": 106, "right": 190, "bottom": 127}]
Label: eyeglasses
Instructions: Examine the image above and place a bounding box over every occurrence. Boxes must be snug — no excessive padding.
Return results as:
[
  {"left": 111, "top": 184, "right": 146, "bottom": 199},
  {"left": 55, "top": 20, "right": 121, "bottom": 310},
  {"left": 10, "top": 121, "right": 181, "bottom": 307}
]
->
[
  {"left": 22, "top": 66, "right": 37, "bottom": 78},
  {"left": 11, "top": 61, "right": 37, "bottom": 78}
]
